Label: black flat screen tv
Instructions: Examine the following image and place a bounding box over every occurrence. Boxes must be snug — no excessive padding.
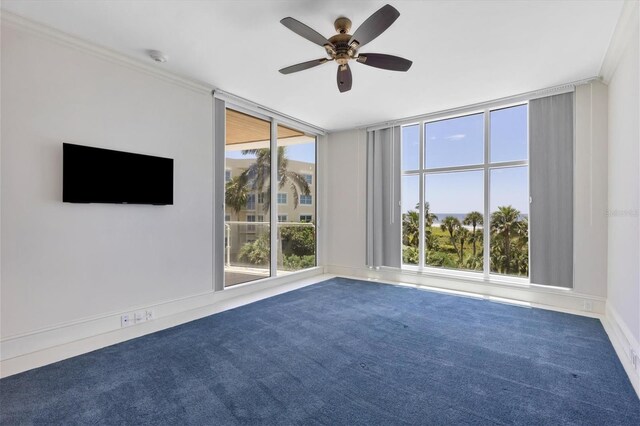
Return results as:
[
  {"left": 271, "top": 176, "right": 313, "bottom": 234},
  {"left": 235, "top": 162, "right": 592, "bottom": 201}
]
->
[{"left": 63, "top": 143, "right": 173, "bottom": 205}]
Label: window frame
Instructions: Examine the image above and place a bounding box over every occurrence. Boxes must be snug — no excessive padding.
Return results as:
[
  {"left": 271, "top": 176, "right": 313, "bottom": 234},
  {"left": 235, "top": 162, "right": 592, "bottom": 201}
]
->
[
  {"left": 246, "top": 214, "right": 256, "bottom": 232},
  {"left": 277, "top": 193, "right": 288, "bottom": 205},
  {"left": 299, "top": 214, "right": 312, "bottom": 223},
  {"left": 246, "top": 193, "right": 256, "bottom": 210},
  {"left": 303, "top": 173, "right": 313, "bottom": 184},
  {"left": 216, "top": 95, "right": 323, "bottom": 291},
  {"left": 300, "top": 194, "right": 312, "bottom": 205},
  {"left": 400, "top": 101, "right": 530, "bottom": 284}
]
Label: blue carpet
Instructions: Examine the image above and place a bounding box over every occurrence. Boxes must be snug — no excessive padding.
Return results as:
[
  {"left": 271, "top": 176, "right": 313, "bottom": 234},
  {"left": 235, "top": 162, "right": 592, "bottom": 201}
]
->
[{"left": 1, "top": 277, "right": 639, "bottom": 425}]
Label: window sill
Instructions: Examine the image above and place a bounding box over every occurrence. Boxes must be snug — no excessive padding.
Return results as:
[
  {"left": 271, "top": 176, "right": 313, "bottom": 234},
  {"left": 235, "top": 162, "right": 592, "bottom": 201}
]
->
[{"left": 395, "top": 265, "right": 569, "bottom": 291}]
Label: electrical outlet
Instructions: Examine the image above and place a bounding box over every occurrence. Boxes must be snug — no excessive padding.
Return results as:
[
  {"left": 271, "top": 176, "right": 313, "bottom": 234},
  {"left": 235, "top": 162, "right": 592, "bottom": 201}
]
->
[
  {"left": 145, "top": 310, "right": 155, "bottom": 321},
  {"left": 631, "top": 350, "right": 638, "bottom": 370},
  {"left": 583, "top": 301, "right": 593, "bottom": 312},
  {"left": 134, "top": 311, "right": 146, "bottom": 324},
  {"left": 121, "top": 314, "right": 131, "bottom": 327}
]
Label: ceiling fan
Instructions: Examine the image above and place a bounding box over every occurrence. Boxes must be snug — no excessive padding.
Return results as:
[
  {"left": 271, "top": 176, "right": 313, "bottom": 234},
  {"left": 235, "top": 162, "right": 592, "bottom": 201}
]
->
[{"left": 279, "top": 4, "right": 413, "bottom": 93}]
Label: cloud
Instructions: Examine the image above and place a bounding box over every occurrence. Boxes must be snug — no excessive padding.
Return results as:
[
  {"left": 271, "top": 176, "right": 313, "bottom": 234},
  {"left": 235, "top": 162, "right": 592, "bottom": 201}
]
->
[{"left": 445, "top": 134, "right": 466, "bottom": 141}]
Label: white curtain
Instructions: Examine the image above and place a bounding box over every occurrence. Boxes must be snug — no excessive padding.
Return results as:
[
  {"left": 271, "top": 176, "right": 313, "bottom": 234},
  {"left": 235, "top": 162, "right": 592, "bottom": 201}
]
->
[
  {"left": 366, "top": 126, "right": 401, "bottom": 268},
  {"left": 529, "top": 92, "right": 574, "bottom": 288}
]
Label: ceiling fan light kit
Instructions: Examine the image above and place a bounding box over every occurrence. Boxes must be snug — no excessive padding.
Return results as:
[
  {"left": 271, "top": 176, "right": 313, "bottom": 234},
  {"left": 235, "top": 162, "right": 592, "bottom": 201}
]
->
[{"left": 279, "top": 4, "right": 413, "bottom": 93}]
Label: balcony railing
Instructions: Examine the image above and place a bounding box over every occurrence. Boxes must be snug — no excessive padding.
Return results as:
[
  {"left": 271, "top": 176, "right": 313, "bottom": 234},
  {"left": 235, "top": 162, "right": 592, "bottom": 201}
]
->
[{"left": 224, "top": 221, "right": 316, "bottom": 287}]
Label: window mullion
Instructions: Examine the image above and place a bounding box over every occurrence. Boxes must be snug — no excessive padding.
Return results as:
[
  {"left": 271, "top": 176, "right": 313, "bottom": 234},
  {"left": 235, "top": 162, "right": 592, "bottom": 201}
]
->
[
  {"left": 270, "top": 120, "right": 278, "bottom": 277},
  {"left": 418, "top": 122, "right": 425, "bottom": 270},
  {"left": 483, "top": 109, "right": 491, "bottom": 279}
]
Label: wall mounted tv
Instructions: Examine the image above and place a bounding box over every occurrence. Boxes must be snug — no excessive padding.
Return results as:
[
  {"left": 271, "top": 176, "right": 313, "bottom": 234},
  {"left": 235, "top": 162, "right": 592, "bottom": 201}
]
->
[{"left": 63, "top": 143, "right": 173, "bottom": 205}]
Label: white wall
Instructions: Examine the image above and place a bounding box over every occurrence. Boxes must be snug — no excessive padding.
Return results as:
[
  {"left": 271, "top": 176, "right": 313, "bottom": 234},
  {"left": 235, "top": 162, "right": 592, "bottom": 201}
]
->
[
  {"left": 324, "top": 85, "right": 610, "bottom": 309},
  {"left": 1, "top": 23, "right": 213, "bottom": 338},
  {"left": 324, "top": 129, "right": 367, "bottom": 269},
  {"left": 574, "top": 81, "right": 609, "bottom": 298},
  {"left": 606, "top": 4, "right": 639, "bottom": 350}
]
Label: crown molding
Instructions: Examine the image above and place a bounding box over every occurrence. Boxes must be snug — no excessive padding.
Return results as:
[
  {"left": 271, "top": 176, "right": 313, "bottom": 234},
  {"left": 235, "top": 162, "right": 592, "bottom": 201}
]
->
[
  {"left": 1, "top": 10, "right": 215, "bottom": 94},
  {"left": 599, "top": 0, "right": 640, "bottom": 83}
]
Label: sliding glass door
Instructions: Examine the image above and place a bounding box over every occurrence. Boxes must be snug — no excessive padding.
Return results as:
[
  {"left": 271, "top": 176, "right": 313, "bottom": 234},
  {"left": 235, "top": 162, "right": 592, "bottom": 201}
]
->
[
  {"left": 276, "top": 125, "right": 317, "bottom": 273},
  {"left": 224, "top": 109, "right": 271, "bottom": 287},
  {"left": 222, "top": 108, "right": 318, "bottom": 287}
]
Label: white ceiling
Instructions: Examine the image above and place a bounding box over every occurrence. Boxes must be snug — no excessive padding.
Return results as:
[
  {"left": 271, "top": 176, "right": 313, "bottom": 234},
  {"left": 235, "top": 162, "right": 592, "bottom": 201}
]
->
[{"left": 1, "top": 0, "right": 623, "bottom": 131}]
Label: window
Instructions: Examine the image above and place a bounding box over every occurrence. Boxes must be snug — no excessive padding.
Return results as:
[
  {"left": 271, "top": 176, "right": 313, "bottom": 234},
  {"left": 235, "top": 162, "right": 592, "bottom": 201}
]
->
[
  {"left": 246, "top": 193, "right": 256, "bottom": 210},
  {"left": 300, "top": 194, "right": 312, "bottom": 205},
  {"left": 299, "top": 215, "right": 312, "bottom": 223},
  {"left": 224, "top": 109, "right": 271, "bottom": 286},
  {"left": 277, "top": 124, "right": 317, "bottom": 272},
  {"left": 247, "top": 214, "right": 256, "bottom": 232},
  {"left": 222, "top": 106, "right": 318, "bottom": 288},
  {"left": 401, "top": 104, "right": 529, "bottom": 279}
]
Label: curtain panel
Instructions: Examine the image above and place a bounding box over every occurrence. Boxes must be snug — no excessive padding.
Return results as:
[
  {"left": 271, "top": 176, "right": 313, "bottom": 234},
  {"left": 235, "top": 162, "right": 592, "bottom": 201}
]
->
[
  {"left": 529, "top": 92, "right": 574, "bottom": 288},
  {"left": 366, "top": 127, "right": 401, "bottom": 268}
]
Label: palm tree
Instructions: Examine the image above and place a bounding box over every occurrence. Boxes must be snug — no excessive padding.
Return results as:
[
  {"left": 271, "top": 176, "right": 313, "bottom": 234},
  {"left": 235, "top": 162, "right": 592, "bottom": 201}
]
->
[
  {"left": 463, "top": 211, "right": 483, "bottom": 257},
  {"left": 402, "top": 210, "right": 420, "bottom": 247},
  {"left": 440, "top": 216, "right": 461, "bottom": 253},
  {"left": 455, "top": 227, "right": 470, "bottom": 263},
  {"left": 411, "top": 202, "right": 439, "bottom": 252},
  {"left": 490, "top": 205, "right": 521, "bottom": 274},
  {"left": 225, "top": 175, "right": 249, "bottom": 220},
  {"left": 241, "top": 146, "right": 310, "bottom": 211},
  {"left": 240, "top": 146, "right": 310, "bottom": 266},
  {"left": 415, "top": 202, "right": 439, "bottom": 228}
]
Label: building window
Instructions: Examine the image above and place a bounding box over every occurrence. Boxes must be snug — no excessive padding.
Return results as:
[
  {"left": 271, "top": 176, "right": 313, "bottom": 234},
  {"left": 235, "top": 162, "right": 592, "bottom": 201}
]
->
[
  {"left": 300, "top": 194, "right": 312, "bottom": 205},
  {"left": 247, "top": 214, "right": 256, "bottom": 232},
  {"left": 257, "top": 193, "right": 264, "bottom": 204},
  {"left": 225, "top": 215, "right": 231, "bottom": 222},
  {"left": 225, "top": 169, "right": 232, "bottom": 182},
  {"left": 299, "top": 215, "right": 312, "bottom": 223},
  {"left": 401, "top": 104, "right": 529, "bottom": 278},
  {"left": 303, "top": 174, "right": 313, "bottom": 184},
  {"left": 246, "top": 194, "right": 256, "bottom": 210},
  {"left": 277, "top": 193, "right": 287, "bottom": 204},
  {"left": 278, "top": 215, "right": 287, "bottom": 222}
]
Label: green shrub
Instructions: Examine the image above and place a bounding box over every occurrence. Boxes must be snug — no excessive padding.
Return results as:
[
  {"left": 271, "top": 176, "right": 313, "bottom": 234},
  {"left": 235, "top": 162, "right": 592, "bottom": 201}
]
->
[
  {"left": 238, "top": 233, "right": 270, "bottom": 266},
  {"left": 280, "top": 225, "right": 315, "bottom": 256},
  {"left": 283, "top": 254, "right": 316, "bottom": 270}
]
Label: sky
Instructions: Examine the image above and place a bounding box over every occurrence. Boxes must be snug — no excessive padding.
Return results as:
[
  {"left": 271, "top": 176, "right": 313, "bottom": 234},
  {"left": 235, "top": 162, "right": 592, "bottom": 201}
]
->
[
  {"left": 402, "top": 104, "right": 529, "bottom": 216},
  {"left": 225, "top": 105, "right": 528, "bottom": 217}
]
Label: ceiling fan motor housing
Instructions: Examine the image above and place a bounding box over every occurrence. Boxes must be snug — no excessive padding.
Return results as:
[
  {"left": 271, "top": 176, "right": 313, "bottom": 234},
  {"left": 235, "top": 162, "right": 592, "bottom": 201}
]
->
[{"left": 328, "top": 33, "right": 355, "bottom": 65}]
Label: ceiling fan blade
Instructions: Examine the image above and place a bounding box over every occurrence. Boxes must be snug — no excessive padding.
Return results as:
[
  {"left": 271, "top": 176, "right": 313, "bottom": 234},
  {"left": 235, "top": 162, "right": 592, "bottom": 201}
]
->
[
  {"left": 279, "top": 58, "right": 330, "bottom": 75},
  {"left": 337, "top": 64, "right": 352, "bottom": 93},
  {"left": 348, "top": 4, "right": 400, "bottom": 48},
  {"left": 280, "top": 17, "right": 334, "bottom": 48},
  {"left": 356, "top": 53, "right": 413, "bottom": 71}
]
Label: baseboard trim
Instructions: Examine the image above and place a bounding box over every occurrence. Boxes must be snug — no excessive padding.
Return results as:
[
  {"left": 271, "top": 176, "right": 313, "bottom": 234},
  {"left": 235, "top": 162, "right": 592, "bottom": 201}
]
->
[
  {"left": 326, "top": 265, "right": 606, "bottom": 316},
  {"left": 0, "top": 267, "right": 327, "bottom": 378},
  {"left": 602, "top": 303, "right": 640, "bottom": 399}
]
